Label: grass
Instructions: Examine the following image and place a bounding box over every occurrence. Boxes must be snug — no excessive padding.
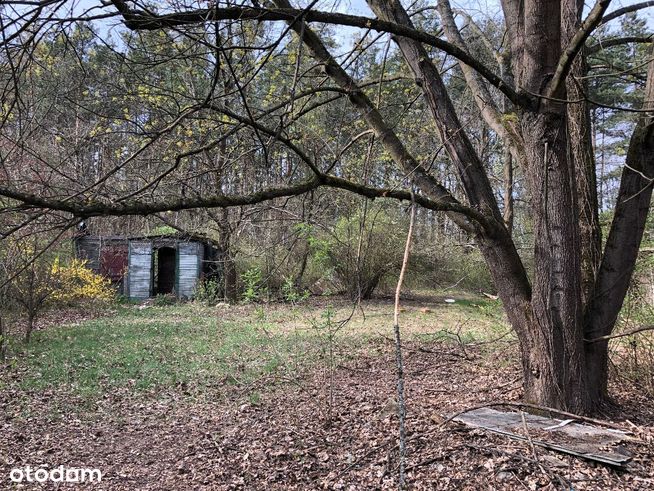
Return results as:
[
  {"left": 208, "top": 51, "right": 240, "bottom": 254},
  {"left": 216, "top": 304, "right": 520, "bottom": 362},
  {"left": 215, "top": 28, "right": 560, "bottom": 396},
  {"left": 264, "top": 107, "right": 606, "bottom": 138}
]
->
[
  {"left": 7, "top": 304, "right": 319, "bottom": 398},
  {"left": 2, "top": 293, "right": 510, "bottom": 400}
]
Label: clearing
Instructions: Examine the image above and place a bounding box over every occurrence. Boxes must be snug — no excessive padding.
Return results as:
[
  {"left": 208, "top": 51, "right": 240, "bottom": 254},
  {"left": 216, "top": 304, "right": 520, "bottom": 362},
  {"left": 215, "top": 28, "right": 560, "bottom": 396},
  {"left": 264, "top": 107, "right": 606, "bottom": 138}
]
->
[{"left": 1, "top": 293, "right": 653, "bottom": 490}]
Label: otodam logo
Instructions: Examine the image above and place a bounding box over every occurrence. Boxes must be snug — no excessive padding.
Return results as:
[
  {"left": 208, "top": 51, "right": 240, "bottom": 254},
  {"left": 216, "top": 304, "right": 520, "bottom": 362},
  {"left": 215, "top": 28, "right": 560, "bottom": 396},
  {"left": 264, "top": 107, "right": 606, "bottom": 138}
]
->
[{"left": 9, "top": 465, "right": 102, "bottom": 483}]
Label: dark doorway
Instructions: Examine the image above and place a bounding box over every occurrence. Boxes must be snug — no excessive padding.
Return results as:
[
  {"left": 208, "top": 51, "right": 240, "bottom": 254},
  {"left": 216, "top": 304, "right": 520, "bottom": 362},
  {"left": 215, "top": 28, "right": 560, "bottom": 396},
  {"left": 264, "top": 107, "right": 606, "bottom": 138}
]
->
[{"left": 156, "top": 247, "right": 176, "bottom": 294}]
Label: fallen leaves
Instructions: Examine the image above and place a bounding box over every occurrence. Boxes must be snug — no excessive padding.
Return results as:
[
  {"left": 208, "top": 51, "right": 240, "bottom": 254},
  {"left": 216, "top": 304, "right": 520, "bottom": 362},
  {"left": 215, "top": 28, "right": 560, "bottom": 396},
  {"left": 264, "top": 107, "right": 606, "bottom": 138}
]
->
[{"left": 1, "top": 315, "right": 653, "bottom": 489}]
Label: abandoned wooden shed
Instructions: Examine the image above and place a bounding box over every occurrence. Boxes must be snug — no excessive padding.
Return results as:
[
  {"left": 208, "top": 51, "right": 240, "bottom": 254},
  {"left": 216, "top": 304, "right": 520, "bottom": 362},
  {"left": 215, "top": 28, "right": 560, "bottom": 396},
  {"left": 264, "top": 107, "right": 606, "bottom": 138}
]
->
[{"left": 74, "top": 233, "right": 220, "bottom": 300}]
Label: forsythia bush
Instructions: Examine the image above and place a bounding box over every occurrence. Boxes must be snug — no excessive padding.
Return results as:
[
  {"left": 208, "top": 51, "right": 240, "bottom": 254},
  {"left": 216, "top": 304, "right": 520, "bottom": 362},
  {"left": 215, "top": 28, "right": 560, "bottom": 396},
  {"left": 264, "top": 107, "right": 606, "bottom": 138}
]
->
[{"left": 51, "top": 258, "right": 115, "bottom": 303}]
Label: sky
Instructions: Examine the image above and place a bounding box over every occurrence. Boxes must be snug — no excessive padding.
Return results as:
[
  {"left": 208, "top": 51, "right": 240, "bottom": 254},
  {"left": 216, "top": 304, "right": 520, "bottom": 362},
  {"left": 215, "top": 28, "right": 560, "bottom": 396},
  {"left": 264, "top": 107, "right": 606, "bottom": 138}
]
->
[
  {"left": 4, "top": 0, "right": 652, "bottom": 59},
  {"left": 333, "top": 0, "right": 654, "bottom": 45},
  {"left": 59, "top": 0, "right": 654, "bottom": 46}
]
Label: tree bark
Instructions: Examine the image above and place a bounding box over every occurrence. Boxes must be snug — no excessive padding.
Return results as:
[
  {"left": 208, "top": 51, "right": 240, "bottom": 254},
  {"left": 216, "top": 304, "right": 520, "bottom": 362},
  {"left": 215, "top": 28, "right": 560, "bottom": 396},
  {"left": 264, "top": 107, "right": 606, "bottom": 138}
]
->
[
  {"left": 520, "top": 109, "right": 588, "bottom": 411},
  {"left": 562, "top": 0, "right": 602, "bottom": 308},
  {"left": 584, "top": 47, "right": 654, "bottom": 402},
  {"left": 503, "top": 149, "right": 514, "bottom": 234},
  {"left": 25, "top": 312, "right": 34, "bottom": 344},
  {"left": 512, "top": 0, "right": 592, "bottom": 412}
]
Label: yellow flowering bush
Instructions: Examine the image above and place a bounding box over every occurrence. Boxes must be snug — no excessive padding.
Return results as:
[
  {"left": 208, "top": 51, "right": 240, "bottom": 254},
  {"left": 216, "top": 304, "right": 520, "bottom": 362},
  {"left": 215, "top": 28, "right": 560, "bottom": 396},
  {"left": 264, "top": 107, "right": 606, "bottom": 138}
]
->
[{"left": 51, "top": 258, "right": 115, "bottom": 303}]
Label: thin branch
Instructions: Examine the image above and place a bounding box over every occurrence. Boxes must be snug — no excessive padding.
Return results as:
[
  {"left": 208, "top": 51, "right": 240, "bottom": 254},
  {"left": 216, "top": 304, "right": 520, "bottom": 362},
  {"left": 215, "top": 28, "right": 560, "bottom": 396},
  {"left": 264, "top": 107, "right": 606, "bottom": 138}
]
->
[
  {"left": 107, "top": 1, "right": 532, "bottom": 108},
  {"left": 600, "top": 1, "right": 654, "bottom": 25},
  {"left": 392, "top": 192, "right": 416, "bottom": 489},
  {"left": 587, "top": 35, "right": 653, "bottom": 55},
  {"left": 454, "top": 9, "right": 504, "bottom": 68},
  {"left": 585, "top": 325, "right": 654, "bottom": 343}
]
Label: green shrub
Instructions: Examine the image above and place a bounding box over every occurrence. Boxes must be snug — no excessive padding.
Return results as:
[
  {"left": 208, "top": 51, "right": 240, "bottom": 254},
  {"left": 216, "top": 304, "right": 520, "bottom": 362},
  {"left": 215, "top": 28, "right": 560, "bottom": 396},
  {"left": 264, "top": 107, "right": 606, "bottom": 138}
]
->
[
  {"left": 281, "top": 276, "right": 310, "bottom": 303},
  {"left": 195, "top": 278, "right": 223, "bottom": 305},
  {"left": 323, "top": 205, "right": 406, "bottom": 300},
  {"left": 241, "top": 267, "right": 266, "bottom": 303},
  {"left": 1, "top": 238, "right": 113, "bottom": 342}
]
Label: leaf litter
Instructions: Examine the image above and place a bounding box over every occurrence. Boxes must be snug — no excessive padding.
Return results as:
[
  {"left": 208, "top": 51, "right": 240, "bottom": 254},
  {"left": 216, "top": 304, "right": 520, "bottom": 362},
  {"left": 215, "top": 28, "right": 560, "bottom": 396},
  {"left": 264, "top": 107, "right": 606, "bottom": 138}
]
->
[{"left": 1, "top": 314, "right": 653, "bottom": 490}]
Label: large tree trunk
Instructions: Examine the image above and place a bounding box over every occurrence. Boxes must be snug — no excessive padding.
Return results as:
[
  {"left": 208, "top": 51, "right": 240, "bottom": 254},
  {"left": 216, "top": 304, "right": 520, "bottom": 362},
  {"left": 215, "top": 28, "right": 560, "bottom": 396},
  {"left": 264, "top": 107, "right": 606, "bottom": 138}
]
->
[
  {"left": 562, "top": 0, "right": 602, "bottom": 308},
  {"left": 516, "top": 4, "right": 654, "bottom": 410},
  {"left": 515, "top": 0, "right": 591, "bottom": 412},
  {"left": 520, "top": 109, "right": 588, "bottom": 411},
  {"left": 584, "top": 50, "right": 654, "bottom": 402}
]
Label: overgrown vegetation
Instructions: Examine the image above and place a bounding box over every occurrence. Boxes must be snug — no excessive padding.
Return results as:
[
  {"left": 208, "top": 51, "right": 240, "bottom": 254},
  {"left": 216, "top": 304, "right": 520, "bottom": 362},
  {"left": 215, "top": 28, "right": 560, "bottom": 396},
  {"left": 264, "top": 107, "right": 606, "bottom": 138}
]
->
[
  {"left": 0, "top": 297, "right": 506, "bottom": 399},
  {"left": 1, "top": 0, "right": 654, "bottom": 425},
  {"left": 2, "top": 2, "right": 654, "bottom": 487},
  {"left": 0, "top": 237, "right": 115, "bottom": 343},
  {"left": 612, "top": 251, "right": 654, "bottom": 397}
]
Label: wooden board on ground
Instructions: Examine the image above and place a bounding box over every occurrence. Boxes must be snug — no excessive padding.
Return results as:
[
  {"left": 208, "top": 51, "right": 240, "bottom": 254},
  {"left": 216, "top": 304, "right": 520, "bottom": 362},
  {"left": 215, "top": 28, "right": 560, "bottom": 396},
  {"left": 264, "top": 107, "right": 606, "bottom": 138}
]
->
[{"left": 454, "top": 407, "right": 634, "bottom": 468}]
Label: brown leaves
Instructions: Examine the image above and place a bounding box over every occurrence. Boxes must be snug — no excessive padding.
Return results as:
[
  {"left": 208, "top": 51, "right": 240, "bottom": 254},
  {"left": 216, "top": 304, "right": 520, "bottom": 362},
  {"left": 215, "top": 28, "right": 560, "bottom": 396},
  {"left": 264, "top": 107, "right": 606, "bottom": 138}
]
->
[{"left": 1, "top": 330, "right": 653, "bottom": 489}]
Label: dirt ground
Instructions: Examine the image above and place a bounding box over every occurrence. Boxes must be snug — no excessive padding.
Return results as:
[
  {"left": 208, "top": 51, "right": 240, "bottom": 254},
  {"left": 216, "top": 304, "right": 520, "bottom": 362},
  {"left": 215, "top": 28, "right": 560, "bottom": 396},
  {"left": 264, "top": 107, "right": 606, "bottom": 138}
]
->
[{"left": 2, "top": 342, "right": 653, "bottom": 489}]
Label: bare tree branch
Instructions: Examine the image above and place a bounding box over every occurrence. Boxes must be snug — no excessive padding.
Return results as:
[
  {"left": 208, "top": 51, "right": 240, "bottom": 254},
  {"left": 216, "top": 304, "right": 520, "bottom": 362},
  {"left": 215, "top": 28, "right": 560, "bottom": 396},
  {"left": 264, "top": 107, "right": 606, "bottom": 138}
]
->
[
  {"left": 601, "top": 1, "right": 654, "bottom": 25},
  {"left": 437, "top": 0, "right": 525, "bottom": 163},
  {"left": 107, "top": 1, "right": 533, "bottom": 108},
  {"left": 587, "top": 35, "right": 653, "bottom": 55},
  {"left": 547, "top": 0, "right": 613, "bottom": 99},
  {"left": 585, "top": 324, "right": 654, "bottom": 343},
  {"left": 0, "top": 174, "right": 491, "bottom": 224}
]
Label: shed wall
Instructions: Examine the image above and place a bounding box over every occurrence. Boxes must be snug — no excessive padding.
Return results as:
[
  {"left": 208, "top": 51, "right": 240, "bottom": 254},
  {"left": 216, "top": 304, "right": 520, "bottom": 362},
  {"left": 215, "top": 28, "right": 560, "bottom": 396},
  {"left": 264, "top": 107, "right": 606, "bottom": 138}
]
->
[
  {"left": 128, "top": 241, "right": 152, "bottom": 299},
  {"left": 177, "top": 242, "right": 201, "bottom": 298},
  {"left": 78, "top": 236, "right": 206, "bottom": 299},
  {"left": 75, "top": 237, "right": 102, "bottom": 272}
]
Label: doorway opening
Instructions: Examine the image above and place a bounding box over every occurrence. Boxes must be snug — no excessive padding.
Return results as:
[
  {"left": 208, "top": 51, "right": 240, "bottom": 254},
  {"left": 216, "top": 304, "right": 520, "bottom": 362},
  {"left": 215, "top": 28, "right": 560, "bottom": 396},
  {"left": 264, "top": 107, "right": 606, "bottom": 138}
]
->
[{"left": 155, "top": 246, "right": 176, "bottom": 295}]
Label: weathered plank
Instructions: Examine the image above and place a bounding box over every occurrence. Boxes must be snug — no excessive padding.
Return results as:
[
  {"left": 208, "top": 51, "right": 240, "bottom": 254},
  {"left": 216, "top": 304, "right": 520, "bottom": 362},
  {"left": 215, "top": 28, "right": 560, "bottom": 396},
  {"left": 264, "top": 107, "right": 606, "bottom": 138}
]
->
[
  {"left": 177, "top": 242, "right": 201, "bottom": 298},
  {"left": 454, "top": 407, "right": 633, "bottom": 468},
  {"left": 75, "top": 237, "right": 102, "bottom": 272},
  {"left": 128, "top": 241, "right": 152, "bottom": 299}
]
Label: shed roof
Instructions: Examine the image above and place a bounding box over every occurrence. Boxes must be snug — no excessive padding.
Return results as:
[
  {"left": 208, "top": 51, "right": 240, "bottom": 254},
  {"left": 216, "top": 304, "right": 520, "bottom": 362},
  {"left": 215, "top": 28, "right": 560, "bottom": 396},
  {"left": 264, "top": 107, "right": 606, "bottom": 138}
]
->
[
  {"left": 127, "top": 233, "right": 211, "bottom": 245},
  {"left": 75, "top": 232, "right": 211, "bottom": 245}
]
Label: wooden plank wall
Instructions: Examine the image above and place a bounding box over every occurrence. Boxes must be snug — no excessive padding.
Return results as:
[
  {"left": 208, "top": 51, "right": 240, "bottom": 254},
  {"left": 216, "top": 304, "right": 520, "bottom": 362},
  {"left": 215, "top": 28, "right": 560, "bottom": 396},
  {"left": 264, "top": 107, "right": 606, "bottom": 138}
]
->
[
  {"left": 128, "top": 241, "right": 152, "bottom": 299},
  {"left": 75, "top": 237, "right": 102, "bottom": 272},
  {"left": 177, "top": 242, "right": 201, "bottom": 298}
]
